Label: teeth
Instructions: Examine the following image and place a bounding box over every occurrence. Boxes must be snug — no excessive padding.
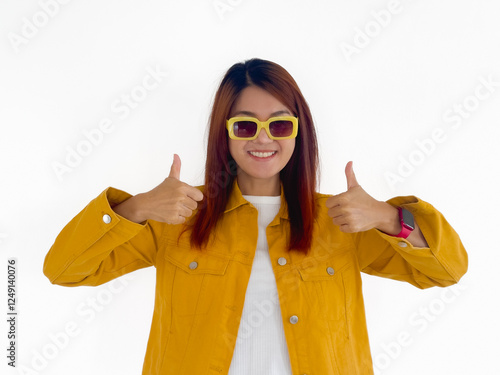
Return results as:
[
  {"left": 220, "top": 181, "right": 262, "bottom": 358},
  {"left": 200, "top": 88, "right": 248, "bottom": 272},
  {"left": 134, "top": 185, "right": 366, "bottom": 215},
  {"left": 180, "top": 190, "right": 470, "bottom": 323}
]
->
[{"left": 249, "top": 151, "right": 276, "bottom": 158}]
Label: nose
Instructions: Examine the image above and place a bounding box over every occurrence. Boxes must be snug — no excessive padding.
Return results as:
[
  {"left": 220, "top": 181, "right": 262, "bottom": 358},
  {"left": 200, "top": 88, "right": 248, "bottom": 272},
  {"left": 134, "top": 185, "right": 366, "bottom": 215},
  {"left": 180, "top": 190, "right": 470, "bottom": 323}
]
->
[{"left": 253, "top": 127, "right": 273, "bottom": 144}]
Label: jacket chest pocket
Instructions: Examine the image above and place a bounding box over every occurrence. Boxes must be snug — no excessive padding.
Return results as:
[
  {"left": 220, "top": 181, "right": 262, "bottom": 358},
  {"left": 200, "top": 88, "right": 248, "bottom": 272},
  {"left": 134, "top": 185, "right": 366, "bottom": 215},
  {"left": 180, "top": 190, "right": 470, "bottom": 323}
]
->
[
  {"left": 163, "top": 241, "right": 231, "bottom": 317},
  {"left": 297, "top": 247, "right": 354, "bottom": 331},
  {"left": 297, "top": 247, "right": 358, "bottom": 375}
]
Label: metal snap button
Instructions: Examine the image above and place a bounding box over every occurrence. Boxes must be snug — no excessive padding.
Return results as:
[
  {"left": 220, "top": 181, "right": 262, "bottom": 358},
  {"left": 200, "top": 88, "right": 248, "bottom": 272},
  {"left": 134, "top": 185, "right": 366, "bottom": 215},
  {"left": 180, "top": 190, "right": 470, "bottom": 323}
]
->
[
  {"left": 326, "top": 267, "right": 335, "bottom": 275},
  {"left": 189, "top": 261, "right": 198, "bottom": 270},
  {"left": 398, "top": 241, "right": 408, "bottom": 248},
  {"left": 278, "top": 257, "right": 287, "bottom": 266},
  {"left": 289, "top": 315, "right": 299, "bottom": 324},
  {"left": 102, "top": 214, "right": 111, "bottom": 224}
]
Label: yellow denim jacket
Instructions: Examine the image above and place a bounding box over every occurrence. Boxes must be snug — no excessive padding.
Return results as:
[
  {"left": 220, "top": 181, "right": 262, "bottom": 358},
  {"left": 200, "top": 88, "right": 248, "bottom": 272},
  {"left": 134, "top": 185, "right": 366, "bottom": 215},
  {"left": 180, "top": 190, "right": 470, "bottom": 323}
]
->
[{"left": 43, "top": 180, "right": 468, "bottom": 374}]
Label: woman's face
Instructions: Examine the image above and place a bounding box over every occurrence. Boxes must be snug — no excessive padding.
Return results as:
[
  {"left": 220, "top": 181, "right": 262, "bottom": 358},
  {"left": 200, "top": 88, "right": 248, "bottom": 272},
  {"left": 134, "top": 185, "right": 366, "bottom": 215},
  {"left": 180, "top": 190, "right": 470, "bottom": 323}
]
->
[{"left": 228, "top": 85, "right": 296, "bottom": 196}]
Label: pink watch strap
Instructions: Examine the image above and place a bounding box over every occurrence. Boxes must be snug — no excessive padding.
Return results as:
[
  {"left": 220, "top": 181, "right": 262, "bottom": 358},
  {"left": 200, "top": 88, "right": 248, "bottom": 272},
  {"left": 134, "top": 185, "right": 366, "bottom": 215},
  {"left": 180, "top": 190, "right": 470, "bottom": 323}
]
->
[{"left": 395, "top": 206, "right": 413, "bottom": 239}]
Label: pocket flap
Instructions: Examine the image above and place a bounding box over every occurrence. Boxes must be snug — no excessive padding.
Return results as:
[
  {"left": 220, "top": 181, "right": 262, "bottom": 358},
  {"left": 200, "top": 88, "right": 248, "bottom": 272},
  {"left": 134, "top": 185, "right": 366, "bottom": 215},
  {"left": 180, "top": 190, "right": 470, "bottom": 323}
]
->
[
  {"left": 298, "top": 248, "right": 353, "bottom": 281},
  {"left": 163, "top": 240, "right": 230, "bottom": 276}
]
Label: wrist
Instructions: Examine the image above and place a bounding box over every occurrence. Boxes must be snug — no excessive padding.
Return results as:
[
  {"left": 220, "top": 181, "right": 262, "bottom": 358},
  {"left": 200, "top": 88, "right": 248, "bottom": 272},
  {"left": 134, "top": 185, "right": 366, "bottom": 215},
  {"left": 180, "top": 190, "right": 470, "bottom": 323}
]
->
[
  {"left": 113, "top": 194, "right": 147, "bottom": 224},
  {"left": 131, "top": 193, "right": 149, "bottom": 224},
  {"left": 375, "top": 202, "right": 401, "bottom": 235}
]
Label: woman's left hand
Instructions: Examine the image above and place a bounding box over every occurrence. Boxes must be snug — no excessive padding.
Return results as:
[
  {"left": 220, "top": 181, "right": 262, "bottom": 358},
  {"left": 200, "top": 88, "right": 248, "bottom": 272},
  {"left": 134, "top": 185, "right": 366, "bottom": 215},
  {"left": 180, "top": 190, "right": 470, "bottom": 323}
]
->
[{"left": 325, "top": 161, "right": 396, "bottom": 233}]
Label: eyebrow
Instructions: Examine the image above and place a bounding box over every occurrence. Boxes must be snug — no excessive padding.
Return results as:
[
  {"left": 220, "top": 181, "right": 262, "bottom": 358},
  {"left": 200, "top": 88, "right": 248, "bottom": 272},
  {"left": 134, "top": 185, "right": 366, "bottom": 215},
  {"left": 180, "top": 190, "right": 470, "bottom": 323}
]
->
[{"left": 232, "top": 110, "right": 292, "bottom": 117}]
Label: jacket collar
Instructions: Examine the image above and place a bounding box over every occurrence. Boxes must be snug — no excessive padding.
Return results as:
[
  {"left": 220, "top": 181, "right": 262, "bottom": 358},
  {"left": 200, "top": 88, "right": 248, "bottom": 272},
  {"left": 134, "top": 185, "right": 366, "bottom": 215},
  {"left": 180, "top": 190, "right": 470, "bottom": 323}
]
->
[{"left": 224, "top": 179, "right": 289, "bottom": 225}]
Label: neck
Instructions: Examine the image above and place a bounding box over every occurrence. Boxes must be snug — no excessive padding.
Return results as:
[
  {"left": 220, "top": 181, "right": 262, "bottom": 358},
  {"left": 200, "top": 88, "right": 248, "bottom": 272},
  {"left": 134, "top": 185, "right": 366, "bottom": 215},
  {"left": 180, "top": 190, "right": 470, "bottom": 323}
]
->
[{"left": 237, "top": 175, "right": 281, "bottom": 196}]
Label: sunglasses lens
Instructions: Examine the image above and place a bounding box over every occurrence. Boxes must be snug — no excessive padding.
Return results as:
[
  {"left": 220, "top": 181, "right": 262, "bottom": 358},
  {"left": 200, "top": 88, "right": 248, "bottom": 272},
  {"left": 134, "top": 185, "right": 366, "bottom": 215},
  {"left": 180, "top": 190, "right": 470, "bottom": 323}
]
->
[
  {"left": 233, "top": 121, "right": 257, "bottom": 138},
  {"left": 269, "top": 120, "right": 294, "bottom": 138}
]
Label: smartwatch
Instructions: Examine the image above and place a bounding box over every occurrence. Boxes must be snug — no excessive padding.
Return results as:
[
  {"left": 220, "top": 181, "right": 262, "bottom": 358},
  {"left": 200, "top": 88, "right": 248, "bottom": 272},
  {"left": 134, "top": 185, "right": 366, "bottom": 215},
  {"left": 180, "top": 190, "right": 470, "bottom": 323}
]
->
[{"left": 394, "top": 207, "right": 415, "bottom": 239}]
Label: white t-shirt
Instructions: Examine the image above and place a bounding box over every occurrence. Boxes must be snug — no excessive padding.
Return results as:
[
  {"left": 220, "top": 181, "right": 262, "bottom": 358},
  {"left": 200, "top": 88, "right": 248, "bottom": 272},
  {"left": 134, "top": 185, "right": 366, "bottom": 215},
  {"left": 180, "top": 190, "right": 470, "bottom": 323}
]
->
[{"left": 228, "top": 195, "right": 293, "bottom": 375}]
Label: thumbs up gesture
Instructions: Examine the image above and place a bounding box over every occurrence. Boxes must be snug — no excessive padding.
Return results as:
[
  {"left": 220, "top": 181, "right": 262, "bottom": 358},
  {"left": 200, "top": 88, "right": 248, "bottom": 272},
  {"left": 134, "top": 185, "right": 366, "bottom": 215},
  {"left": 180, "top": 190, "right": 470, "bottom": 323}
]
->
[
  {"left": 325, "top": 161, "right": 386, "bottom": 233},
  {"left": 135, "top": 154, "right": 204, "bottom": 225}
]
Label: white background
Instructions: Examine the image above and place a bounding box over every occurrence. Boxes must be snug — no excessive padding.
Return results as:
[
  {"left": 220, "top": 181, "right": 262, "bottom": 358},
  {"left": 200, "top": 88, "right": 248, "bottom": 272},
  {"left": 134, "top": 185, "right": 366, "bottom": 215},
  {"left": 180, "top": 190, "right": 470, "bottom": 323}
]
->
[{"left": 1, "top": 0, "right": 499, "bottom": 374}]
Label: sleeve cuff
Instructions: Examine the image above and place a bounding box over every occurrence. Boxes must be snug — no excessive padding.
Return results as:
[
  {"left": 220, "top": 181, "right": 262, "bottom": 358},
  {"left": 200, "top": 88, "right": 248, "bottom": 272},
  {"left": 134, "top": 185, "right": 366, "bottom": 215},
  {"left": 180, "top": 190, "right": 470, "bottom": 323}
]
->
[
  {"left": 97, "top": 187, "right": 148, "bottom": 238},
  {"left": 376, "top": 195, "right": 432, "bottom": 249}
]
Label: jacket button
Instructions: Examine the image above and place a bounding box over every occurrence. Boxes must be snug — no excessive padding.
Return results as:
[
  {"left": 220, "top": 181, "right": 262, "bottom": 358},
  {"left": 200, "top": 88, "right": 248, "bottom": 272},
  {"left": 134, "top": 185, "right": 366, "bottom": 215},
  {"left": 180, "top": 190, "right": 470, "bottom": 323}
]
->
[
  {"left": 189, "top": 261, "right": 198, "bottom": 270},
  {"left": 289, "top": 315, "right": 298, "bottom": 324},
  {"left": 102, "top": 214, "right": 111, "bottom": 224},
  {"left": 398, "top": 241, "right": 408, "bottom": 248},
  {"left": 277, "top": 257, "right": 287, "bottom": 266},
  {"left": 326, "top": 267, "right": 335, "bottom": 275}
]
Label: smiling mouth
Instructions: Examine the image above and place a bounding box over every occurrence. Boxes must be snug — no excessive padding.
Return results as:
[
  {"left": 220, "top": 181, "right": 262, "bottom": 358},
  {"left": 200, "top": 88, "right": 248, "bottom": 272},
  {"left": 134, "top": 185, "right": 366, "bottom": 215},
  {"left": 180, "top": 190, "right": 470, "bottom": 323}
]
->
[{"left": 248, "top": 151, "right": 277, "bottom": 158}]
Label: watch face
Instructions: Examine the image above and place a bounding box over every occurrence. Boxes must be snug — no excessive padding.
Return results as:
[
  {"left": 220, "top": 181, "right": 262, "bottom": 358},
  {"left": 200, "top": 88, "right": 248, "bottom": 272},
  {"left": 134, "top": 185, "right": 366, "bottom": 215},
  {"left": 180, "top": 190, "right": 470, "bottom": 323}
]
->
[{"left": 402, "top": 208, "right": 415, "bottom": 230}]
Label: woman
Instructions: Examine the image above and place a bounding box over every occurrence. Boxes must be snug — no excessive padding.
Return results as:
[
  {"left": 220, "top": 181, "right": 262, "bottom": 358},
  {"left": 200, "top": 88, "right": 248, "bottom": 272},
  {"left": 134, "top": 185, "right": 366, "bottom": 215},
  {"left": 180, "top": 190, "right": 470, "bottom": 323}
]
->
[{"left": 44, "top": 58, "right": 468, "bottom": 374}]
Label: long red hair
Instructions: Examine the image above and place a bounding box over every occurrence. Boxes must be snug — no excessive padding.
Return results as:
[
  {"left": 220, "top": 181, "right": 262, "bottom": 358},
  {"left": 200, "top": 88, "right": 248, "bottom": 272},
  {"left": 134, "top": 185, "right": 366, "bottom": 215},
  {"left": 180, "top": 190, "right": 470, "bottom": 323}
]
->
[{"left": 187, "top": 58, "right": 319, "bottom": 255}]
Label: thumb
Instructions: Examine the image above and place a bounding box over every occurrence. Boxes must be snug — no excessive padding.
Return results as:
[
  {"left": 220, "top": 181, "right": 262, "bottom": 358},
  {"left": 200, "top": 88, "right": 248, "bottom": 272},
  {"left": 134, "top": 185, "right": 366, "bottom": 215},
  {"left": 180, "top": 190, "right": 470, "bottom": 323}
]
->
[
  {"left": 168, "top": 154, "right": 181, "bottom": 180},
  {"left": 345, "top": 161, "right": 359, "bottom": 190}
]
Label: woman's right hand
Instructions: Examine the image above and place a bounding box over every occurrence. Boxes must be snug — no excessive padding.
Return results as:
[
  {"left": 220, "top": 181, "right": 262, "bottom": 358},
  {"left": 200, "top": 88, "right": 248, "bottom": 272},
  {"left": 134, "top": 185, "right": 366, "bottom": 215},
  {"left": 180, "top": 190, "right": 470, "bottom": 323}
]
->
[{"left": 113, "top": 154, "right": 204, "bottom": 224}]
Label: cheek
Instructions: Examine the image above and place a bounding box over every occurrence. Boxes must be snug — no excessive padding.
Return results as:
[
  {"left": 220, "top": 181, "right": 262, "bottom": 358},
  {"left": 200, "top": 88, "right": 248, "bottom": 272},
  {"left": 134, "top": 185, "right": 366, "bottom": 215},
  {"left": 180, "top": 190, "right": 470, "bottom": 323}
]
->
[
  {"left": 282, "top": 139, "right": 296, "bottom": 160},
  {"left": 228, "top": 140, "right": 239, "bottom": 159},
  {"left": 228, "top": 139, "right": 246, "bottom": 162}
]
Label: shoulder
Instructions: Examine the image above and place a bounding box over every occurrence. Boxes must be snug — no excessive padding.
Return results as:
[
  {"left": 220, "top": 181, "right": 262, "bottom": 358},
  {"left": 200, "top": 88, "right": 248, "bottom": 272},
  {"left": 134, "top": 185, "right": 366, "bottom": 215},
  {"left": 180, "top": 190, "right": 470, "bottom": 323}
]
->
[
  {"left": 314, "top": 191, "right": 332, "bottom": 200},
  {"left": 314, "top": 191, "right": 333, "bottom": 206},
  {"left": 313, "top": 191, "right": 334, "bottom": 222}
]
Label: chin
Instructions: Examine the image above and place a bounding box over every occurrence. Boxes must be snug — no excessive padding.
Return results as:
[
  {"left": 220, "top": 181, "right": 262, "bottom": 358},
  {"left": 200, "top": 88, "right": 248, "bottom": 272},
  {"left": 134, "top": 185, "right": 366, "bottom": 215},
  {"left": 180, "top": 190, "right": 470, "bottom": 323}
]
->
[
  {"left": 248, "top": 172, "right": 276, "bottom": 180},
  {"left": 242, "top": 168, "right": 279, "bottom": 180}
]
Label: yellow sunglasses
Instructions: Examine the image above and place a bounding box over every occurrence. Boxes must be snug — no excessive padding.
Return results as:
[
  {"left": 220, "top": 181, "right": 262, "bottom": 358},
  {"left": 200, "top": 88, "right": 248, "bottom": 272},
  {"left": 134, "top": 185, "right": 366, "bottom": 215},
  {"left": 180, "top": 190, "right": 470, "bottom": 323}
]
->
[{"left": 226, "top": 116, "right": 299, "bottom": 140}]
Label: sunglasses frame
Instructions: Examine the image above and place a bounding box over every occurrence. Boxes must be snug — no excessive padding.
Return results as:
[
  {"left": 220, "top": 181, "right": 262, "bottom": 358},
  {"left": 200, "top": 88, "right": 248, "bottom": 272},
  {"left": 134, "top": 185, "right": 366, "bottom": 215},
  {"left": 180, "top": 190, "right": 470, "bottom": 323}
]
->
[{"left": 226, "top": 116, "right": 299, "bottom": 140}]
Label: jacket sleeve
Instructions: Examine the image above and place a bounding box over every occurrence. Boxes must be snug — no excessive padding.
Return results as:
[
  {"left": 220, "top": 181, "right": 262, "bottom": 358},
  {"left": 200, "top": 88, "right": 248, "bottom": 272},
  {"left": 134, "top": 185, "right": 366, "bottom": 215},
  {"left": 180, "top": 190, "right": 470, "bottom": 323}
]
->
[
  {"left": 43, "top": 187, "right": 164, "bottom": 287},
  {"left": 350, "top": 195, "right": 468, "bottom": 289}
]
